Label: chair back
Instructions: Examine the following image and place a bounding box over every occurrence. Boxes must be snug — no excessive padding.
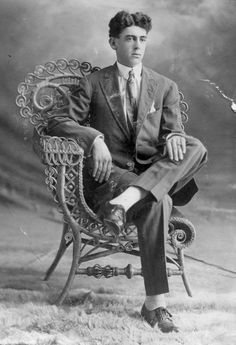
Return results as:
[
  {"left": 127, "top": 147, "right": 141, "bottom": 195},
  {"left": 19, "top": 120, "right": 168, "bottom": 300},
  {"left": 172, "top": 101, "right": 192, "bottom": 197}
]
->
[{"left": 16, "top": 59, "right": 100, "bottom": 133}]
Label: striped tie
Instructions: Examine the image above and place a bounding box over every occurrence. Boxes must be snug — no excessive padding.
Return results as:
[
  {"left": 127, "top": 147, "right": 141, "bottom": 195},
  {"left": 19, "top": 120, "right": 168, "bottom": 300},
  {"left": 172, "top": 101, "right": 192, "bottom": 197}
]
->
[{"left": 126, "top": 69, "right": 137, "bottom": 132}]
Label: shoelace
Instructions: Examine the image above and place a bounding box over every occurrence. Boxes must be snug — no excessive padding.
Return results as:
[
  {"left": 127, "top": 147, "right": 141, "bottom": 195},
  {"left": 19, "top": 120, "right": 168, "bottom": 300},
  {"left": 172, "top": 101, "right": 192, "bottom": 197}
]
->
[{"left": 156, "top": 307, "right": 173, "bottom": 322}]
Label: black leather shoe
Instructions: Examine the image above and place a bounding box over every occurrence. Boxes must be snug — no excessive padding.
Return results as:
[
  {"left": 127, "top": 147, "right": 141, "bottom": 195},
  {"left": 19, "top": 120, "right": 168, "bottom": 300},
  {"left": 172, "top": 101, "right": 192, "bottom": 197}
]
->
[
  {"left": 141, "top": 304, "right": 179, "bottom": 333},
  {"left": 98, "top": 202, "right": 126, "bottom": 236}
]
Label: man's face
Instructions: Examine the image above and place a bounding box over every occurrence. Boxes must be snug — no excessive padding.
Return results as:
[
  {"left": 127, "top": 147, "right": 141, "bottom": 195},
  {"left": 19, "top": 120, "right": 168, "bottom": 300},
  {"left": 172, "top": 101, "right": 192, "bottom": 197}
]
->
[{"left": 110, "top": 26, "right": 148, "bottom": 67}]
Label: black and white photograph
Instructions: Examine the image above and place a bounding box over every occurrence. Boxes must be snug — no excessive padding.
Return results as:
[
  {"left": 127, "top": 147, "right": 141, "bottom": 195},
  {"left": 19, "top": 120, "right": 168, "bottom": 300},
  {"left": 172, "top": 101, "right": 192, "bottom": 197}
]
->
[{"left": 0, "top": 0, "right": 235, "bottom": 344}]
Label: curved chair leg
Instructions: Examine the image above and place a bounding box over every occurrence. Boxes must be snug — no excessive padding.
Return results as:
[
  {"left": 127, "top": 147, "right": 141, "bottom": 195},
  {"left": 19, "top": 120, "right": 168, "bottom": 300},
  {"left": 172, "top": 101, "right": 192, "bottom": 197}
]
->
[
  {"left": 178, "top": 248, "right": 193, "bottom": 297},
  {"left": 44, "top": 222, "right": 71, "bottom": 281},
  {"left": 55, "top": 231, "right": 81, "bottom": 305}
]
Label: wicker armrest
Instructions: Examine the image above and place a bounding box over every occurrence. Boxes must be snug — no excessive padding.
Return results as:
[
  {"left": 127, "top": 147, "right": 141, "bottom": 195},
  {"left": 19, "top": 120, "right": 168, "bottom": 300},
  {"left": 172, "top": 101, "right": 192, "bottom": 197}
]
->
[
  {"left": 32, "top": 129, "right": 101, "bottom": 229},
  {"left": 33, "top": 129, "right": 84, "bottom": 166}
]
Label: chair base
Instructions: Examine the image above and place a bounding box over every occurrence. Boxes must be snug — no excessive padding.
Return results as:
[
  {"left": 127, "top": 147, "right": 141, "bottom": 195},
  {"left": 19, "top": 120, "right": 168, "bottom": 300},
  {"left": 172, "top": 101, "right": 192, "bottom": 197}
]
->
[{"left": 45, "top": 222, "right": 193, "bottom": 305}]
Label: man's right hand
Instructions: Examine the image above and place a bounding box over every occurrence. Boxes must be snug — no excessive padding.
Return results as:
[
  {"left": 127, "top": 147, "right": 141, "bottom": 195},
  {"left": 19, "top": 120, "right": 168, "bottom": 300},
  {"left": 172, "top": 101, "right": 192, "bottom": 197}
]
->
[{"left": 91, "top": 137, "right": 112, "bottom": 183}]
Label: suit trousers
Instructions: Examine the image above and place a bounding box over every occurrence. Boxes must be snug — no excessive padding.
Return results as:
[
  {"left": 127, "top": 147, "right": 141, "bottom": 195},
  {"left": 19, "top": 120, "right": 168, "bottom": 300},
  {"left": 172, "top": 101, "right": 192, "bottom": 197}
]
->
[{"left": 82, "top": 135, "right": 207, "bottom": 296}]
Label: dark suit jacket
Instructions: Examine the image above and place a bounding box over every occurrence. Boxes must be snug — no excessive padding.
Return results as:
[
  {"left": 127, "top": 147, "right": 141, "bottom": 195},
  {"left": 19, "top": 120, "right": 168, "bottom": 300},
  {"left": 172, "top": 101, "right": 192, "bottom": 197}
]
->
[{"left": 47, "top": 63, "right": 198, "bottom": 204}]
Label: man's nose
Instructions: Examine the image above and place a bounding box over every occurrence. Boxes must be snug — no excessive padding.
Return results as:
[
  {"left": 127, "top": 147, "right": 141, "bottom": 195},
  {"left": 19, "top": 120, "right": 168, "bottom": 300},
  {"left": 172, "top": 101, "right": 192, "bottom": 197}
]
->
[{"left": 134, "top": 39, "right": 141, "bottom": 49}]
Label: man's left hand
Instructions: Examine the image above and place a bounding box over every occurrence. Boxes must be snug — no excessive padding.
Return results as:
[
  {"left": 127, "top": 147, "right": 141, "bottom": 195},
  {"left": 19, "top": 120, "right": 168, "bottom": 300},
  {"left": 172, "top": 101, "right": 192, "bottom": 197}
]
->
[{"left": 166, "top": 135, "right": 186, "bottom": 162}]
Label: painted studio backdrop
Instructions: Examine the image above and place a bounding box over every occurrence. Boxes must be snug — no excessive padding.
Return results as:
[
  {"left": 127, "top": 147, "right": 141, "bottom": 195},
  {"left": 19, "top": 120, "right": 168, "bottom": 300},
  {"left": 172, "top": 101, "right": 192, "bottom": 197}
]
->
[{"left": 0, "top": 0, "right": 235, "bottom": 268}]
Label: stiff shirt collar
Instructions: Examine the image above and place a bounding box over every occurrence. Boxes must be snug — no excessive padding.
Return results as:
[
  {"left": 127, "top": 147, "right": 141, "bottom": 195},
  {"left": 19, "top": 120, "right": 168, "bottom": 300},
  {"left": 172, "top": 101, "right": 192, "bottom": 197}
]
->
[{"left": 117, "top": 61, "right": 142, "bottom": 80}]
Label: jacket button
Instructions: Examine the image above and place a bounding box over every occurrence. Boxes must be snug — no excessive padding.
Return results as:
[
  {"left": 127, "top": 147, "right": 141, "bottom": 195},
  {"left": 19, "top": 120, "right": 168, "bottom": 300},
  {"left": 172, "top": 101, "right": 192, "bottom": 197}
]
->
[{"left": 126, "top": 162, "right": 134, "bottom": 171}]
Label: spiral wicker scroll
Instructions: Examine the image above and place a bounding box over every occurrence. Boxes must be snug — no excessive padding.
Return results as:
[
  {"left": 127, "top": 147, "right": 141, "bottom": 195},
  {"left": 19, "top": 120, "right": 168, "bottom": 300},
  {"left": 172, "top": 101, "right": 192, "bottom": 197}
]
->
[
  {"left": 168, "top": 217, "right": 196, "bottom": 249},
  {"left": 179, "top": 91, "right": 189, "bottom": 126}
]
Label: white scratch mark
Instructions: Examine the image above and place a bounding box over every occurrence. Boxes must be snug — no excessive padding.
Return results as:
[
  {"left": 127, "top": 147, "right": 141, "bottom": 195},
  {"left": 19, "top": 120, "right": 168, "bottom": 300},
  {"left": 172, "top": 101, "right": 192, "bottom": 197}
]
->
[
  {"left": 19, "top": 226, "right": 28, "bottom": 237},
  {"left": 200, "top": 79, "right": 236, "bottom": 113}
]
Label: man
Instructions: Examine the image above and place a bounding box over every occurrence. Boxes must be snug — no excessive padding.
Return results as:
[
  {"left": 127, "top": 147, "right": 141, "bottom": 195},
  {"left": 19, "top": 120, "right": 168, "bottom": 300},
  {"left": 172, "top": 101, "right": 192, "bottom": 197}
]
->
[{"left": 48, "top": 11, "right": 207, "bottom": 332}]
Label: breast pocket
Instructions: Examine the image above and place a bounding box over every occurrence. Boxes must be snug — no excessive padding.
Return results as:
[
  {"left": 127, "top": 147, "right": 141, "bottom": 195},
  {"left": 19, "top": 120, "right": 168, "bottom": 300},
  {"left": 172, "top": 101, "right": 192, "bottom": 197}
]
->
[{"left": 149, "top": 101, "right": 160, "bottom": 113}]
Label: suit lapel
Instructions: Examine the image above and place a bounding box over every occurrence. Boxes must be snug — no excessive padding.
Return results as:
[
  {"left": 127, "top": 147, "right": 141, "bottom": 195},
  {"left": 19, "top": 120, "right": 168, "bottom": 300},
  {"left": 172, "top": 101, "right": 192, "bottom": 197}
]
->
[
  {"left": 99, "top": 64, "right": 130, "bottom": 140},
  {"left": 136, "top": 67, "right": 157, "bottom": 135}
]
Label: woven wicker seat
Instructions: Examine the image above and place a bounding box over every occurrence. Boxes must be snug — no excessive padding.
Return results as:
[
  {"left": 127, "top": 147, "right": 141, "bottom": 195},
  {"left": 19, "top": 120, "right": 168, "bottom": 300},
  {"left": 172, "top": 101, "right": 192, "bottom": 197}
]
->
[{"left": 16, "top": 58, "right": 195, "bottom": 305}]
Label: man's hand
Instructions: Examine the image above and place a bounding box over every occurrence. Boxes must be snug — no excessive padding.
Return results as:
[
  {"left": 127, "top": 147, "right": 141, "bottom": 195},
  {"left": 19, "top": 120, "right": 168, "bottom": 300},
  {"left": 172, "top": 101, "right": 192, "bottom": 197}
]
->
[
  {"left": 91, "top": 137, "right": 112, "bottom": 183},
  {"left": 166, "top": 135, "right": 186, "bottom": 162}
]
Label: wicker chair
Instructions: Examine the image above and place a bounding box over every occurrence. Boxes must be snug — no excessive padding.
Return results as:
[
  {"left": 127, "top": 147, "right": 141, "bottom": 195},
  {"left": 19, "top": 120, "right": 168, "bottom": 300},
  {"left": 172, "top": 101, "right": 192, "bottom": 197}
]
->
[{"left": 16, "top": 58, "right": 196, "bottom": 305}]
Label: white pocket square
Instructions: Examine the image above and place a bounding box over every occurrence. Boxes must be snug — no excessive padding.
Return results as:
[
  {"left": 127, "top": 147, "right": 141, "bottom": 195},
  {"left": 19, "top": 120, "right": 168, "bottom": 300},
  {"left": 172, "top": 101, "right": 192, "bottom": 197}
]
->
[{"left": 149, "top": 101, "right": 157, "bottom": 113}]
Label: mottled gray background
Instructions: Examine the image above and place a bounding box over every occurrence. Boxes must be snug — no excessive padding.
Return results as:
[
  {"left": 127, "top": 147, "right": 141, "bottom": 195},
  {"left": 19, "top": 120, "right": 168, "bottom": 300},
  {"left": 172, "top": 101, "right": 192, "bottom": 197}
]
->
[{"left": 0, "top": 0, "right": 235, "bottom": 216}]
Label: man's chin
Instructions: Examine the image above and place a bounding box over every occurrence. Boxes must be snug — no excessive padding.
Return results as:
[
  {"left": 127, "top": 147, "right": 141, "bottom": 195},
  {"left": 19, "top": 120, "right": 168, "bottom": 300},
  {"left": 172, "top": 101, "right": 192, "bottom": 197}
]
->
[
  {"left": 119, "top": 57, "right": 142, "bottom": 67},
  {"left": 129, "top": 57, "right": 142, "bottom": 66}
]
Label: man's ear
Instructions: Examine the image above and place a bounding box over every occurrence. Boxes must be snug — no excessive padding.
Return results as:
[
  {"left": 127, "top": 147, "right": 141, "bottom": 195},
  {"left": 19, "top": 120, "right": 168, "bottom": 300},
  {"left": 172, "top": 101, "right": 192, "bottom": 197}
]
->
[{"left": 109, "top": 37, "right": 117, "bottom": 50}]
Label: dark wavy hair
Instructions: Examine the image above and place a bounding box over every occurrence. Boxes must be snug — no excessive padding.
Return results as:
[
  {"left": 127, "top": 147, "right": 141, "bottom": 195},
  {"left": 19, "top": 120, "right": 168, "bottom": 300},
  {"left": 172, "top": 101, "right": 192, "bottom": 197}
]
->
[{"left": 109, "top": 11, "right": 152, "bottom": 38}]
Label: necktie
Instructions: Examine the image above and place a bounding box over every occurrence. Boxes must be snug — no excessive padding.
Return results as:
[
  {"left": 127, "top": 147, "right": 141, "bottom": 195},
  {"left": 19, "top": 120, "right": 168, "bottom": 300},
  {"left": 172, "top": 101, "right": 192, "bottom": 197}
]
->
[{"left": 126, "top": 69, "right": 137, "bottom": 132}]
